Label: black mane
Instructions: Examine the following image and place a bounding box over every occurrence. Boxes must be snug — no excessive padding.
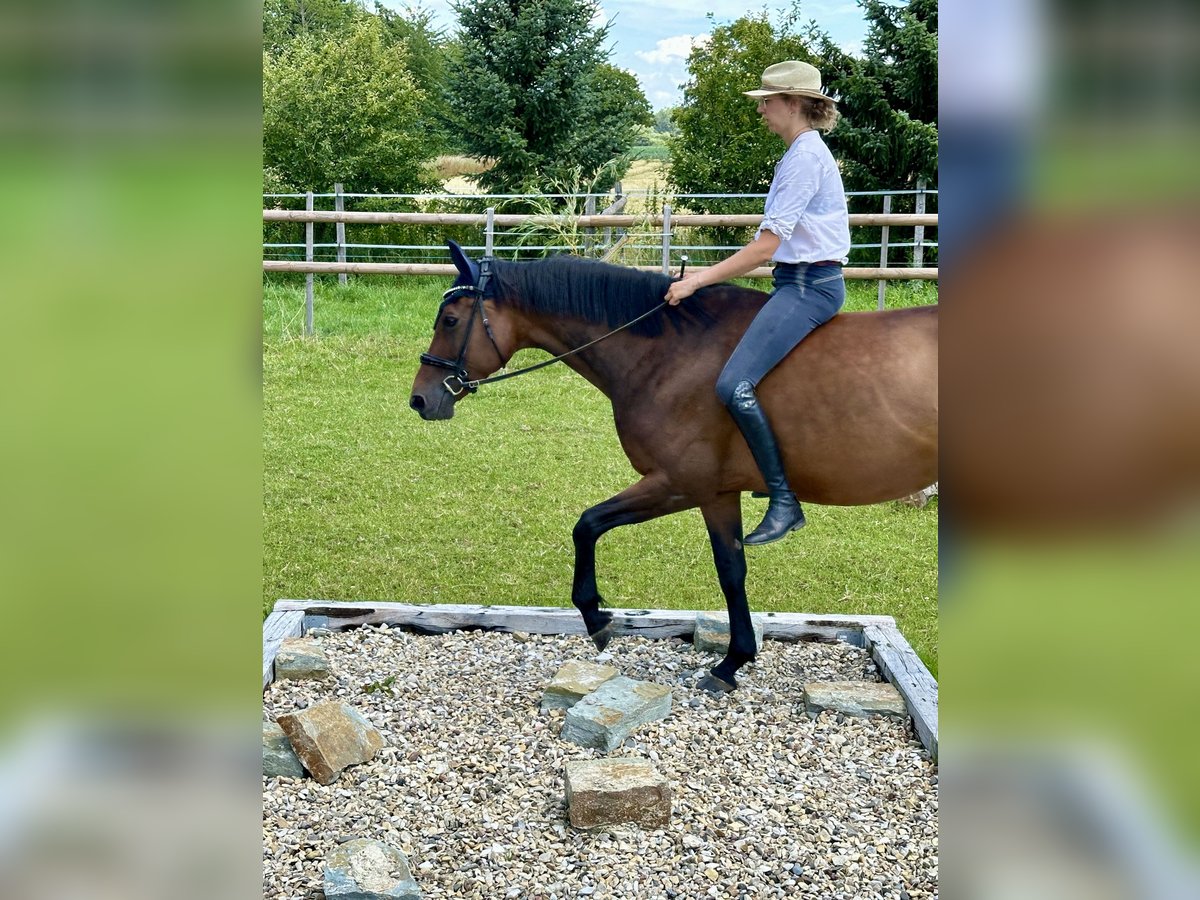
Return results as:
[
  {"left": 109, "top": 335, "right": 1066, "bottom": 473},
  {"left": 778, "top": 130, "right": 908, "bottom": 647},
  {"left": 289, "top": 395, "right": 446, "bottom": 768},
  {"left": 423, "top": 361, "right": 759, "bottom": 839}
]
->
[{"left": 491, "top": 255, "right": 723, "bottom": 338}]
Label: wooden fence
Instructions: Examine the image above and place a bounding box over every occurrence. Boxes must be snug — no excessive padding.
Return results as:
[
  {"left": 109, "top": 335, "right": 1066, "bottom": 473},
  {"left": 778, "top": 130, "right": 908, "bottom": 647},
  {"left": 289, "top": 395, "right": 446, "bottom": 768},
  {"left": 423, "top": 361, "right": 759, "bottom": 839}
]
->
[
  {"left": 262, "top": 207, "right": 938, "bottom": 281},
  {"left": 264, "top": 192, "right": 937, "bottom": 335}
]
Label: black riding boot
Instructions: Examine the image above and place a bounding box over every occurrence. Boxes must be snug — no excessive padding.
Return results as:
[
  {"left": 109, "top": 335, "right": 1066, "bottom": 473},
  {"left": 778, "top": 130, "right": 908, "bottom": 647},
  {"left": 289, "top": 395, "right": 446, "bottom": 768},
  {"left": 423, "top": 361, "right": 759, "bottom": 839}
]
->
[{"left": 727, "top": 380, "right": 806, "bottom": 545}]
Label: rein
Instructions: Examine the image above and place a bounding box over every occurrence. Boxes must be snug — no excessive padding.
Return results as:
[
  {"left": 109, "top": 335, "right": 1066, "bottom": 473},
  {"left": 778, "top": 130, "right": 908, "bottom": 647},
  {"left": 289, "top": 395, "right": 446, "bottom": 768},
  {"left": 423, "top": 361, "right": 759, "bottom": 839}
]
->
[{"left": 420, "top": 257, "right": 669, "bottom": 397}]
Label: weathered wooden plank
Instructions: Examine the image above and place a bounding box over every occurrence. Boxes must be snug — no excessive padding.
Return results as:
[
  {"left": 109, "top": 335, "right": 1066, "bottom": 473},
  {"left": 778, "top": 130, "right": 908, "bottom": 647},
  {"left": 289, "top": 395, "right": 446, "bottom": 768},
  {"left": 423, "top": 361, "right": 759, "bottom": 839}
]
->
[
  {"left": 863, "top": 623, "right": 939, "bottom": 760},
  {"left": 263, "top": 210, "right": 938, "bottom": 228},
  {"left": 275, "top": 600, "right": 894, "bottom": 643},
  {"left": 262, "top": 609, "right": 304, "bottom": 690}
]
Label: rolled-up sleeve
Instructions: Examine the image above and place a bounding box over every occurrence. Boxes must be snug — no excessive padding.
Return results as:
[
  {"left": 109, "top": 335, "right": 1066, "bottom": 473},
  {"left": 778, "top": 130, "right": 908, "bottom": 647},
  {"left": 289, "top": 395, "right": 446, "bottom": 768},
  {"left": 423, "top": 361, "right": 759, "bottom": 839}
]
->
[{"left": 757, "top": 150, "right": 821, "bottom": 241}]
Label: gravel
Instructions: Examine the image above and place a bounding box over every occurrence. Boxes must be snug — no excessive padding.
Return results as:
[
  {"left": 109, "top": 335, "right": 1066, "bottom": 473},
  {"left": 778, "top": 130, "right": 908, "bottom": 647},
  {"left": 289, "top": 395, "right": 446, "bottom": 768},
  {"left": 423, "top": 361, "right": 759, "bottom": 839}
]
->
[{"left": 263, "top": 627, "right": 938, "bottom": 900}]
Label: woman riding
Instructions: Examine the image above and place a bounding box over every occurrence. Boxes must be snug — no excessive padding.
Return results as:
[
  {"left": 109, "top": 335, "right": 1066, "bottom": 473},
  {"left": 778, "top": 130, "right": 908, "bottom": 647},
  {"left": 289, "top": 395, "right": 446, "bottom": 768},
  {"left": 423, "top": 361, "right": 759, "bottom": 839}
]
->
[{"left": 664, "top": 60, "right": 851, "bottom": 545}]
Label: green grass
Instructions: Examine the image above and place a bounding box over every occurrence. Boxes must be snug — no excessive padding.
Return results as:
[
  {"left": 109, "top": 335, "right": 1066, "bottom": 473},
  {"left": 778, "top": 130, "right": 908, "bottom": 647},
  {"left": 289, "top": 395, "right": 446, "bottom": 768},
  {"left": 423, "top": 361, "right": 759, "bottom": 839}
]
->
[{"left": 264, "top": 275, "right": 938, "bottom": 675}]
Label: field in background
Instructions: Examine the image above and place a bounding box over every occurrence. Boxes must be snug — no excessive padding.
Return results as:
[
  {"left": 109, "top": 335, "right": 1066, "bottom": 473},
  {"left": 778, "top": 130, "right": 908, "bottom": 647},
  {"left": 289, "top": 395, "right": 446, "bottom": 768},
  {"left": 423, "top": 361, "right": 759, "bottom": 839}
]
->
[
  {"left": 433, "top": 154, "right": 490, "bottom": 193},
  {"left": 263, "top": 274, "right": 938, "bottom": 674},
  {"left": 435, "top": 154, "right": 671, "bottom": 201}
]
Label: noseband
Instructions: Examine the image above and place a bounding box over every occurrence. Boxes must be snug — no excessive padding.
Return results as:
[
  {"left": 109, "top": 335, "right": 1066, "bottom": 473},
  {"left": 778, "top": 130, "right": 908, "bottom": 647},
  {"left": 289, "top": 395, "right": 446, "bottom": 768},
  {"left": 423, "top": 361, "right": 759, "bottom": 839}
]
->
[{"left": 419, "top": 258, "right": 506, "bottom": 397}]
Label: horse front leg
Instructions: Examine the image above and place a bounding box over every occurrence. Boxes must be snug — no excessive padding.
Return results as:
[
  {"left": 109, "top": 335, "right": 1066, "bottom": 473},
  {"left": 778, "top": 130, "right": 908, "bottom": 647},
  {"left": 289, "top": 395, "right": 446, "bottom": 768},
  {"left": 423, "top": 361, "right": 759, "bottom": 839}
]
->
[
  {"left": 696, "top": 492, "right": 755, "bottom": 694},
  {"left": 572, "top": 474, "right": 695, "bottom": 650}
]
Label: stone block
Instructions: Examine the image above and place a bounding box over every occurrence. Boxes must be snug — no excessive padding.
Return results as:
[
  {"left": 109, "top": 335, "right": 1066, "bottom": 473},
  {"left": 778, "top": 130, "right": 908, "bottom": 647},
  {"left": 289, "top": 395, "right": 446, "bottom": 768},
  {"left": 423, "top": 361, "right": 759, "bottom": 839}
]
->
[
  {"left": 275, "top": 637, "right": 333, "bottom": 681},
  {"left": 276, "top": 701, "right": 384, "bottom": 785},
  {"left": 561, "top": 676, "right": 672, "bottom": 751},
  {"left": 565, "top": 758, "right": 671, "bottom": 829},
  {"left": 262, "top": 722, "right": 306, "bottom": 779},
  {"left": 693, "top": 611, "right": 765, "bottom": 654},
  {"left": 324, "top": 838, "right": 420, "bottom": 900},
  {"left": 541, "top": 660, "right": 619, "bottom": 710},
  {"left": 802, "top": 681, "right": 908, "bottom": 718}
]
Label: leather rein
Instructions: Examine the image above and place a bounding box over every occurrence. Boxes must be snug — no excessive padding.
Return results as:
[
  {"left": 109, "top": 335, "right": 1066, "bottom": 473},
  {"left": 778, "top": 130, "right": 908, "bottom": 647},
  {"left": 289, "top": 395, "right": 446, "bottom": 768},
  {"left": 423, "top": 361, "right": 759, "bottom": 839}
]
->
[{"left": 419, "top": 256, "right": 669, "bottom": 397}]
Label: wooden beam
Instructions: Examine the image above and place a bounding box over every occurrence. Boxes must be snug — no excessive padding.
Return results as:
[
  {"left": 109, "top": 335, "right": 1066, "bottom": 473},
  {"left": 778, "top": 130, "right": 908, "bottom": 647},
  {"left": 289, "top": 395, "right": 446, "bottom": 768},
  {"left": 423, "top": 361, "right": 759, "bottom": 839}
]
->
[
  {"left": 273, "top": 599, "right": 894, "bottom": 642},
  {"left": 863, "top": 623, "right": 939, "bottom": 760},
  {"left": 262, "top": 609, "right": 304, "bottom": 690},
  {"left": 263, "top": 209, "right": 938, "bottom": 229}
]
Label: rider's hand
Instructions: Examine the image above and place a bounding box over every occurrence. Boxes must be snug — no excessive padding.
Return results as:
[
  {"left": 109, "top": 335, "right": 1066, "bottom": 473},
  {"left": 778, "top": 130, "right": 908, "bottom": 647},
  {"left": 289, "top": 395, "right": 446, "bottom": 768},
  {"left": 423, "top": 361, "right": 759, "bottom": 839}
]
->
[{"left": 665, "top": 275, "right": 702, "bottom": 306}]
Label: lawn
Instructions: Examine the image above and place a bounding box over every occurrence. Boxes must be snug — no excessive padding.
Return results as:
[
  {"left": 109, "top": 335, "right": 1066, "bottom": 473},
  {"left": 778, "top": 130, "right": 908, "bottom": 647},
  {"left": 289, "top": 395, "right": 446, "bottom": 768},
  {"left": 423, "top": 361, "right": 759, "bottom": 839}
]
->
[{"left": 263, "top": 274, "right": 939, "bottom": 674}]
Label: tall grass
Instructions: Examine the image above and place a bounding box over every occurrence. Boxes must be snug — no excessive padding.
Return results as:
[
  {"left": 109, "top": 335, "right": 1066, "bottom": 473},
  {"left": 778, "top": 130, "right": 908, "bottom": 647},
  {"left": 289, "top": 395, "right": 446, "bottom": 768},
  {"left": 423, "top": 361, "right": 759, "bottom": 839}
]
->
[{"left": 263, "top": 274, "right": 938, "bottom": 673}]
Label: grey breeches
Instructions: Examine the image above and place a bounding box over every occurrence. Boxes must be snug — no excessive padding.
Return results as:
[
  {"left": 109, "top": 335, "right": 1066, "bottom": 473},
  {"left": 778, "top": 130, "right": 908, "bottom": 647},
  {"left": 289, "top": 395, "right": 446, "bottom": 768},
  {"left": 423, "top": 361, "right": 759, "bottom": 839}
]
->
[{"left": 715, "top": 262, "right": 846, "bottom": 405}]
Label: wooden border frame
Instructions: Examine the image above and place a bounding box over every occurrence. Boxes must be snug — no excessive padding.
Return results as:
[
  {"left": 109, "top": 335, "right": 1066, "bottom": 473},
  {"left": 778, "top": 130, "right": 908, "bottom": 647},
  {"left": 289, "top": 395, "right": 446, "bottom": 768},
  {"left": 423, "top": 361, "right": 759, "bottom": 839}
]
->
[{"left": 264, "top": 600, "right": 937, "bottom": 760}]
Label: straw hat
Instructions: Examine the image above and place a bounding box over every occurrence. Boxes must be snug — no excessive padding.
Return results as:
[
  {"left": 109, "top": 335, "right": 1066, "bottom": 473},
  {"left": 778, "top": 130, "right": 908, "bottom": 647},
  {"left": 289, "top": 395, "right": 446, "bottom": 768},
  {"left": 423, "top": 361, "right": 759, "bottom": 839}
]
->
[{"left": 742, "top": 60, "right": 834, "bottom": 102}]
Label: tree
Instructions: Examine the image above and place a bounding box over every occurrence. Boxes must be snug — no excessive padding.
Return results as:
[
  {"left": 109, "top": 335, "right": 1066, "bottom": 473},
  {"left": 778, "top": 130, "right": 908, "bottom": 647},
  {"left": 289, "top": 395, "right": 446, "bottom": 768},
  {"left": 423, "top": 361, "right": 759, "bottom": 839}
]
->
[
  {"left": 447, "top": 0, "right": 651, "bottom": 194},
  {"left": 669, "top": 1, "right": 937, "bottom": 198},
  {"left": 571, "top": 64, "right": 653, "bottom": 187},
  {"left": 817, "top": 0, "right": 937, "bottom": 194},
  {"left": 667, "top": 1, "right": 937, "bottom": 259},
  {"left": 653, "top": 107, "right": 679, "bottom": 135},
  {"left": 263, "top": 17, "right": 439, "bottom": 192},
  {"left": 667, "top": 13, "right": 816, "bottom": 213},
  {"left": 374, "top": 3, "right": 456, "bottom": 154},
  {"left": 263, "top": 0, "right": 366, "bottom": 54}
]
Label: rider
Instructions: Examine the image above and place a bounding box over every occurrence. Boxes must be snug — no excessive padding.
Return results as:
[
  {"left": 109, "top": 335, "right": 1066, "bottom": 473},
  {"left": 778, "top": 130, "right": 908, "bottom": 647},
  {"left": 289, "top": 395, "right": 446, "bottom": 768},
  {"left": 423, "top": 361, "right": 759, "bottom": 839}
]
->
[{"left": 664, "top": 60, "right": 850, "bottom": 545}]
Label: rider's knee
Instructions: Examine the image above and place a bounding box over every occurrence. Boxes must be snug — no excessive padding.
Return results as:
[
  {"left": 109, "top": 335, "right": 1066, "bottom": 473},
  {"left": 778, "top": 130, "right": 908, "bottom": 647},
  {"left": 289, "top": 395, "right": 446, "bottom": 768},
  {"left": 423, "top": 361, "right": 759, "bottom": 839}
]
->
[{"left": 716, "top": 373, "right": 755, "bottom": 408}]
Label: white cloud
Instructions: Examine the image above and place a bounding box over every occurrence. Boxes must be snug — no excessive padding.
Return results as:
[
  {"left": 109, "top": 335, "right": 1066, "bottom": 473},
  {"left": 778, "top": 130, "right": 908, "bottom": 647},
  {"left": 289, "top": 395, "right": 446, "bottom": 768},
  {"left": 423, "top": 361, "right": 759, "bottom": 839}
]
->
[{"left": 635, "top": 33, "right": 709, "bottom": 65}]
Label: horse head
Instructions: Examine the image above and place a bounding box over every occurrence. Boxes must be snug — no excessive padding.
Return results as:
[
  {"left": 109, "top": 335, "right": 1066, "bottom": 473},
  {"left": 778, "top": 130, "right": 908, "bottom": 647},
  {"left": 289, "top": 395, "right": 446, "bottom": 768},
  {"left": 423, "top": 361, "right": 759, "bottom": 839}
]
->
[{"left": 409, "top": 241, "right": 508, "bottom": 420}]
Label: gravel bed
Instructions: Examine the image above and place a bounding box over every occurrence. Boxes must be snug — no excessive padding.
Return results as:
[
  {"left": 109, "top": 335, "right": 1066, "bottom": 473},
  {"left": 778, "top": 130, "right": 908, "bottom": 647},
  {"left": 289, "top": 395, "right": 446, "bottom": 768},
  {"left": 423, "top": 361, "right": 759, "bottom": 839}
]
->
[{"left": 264, "top": 627, "right": 938, "bottom": 900}]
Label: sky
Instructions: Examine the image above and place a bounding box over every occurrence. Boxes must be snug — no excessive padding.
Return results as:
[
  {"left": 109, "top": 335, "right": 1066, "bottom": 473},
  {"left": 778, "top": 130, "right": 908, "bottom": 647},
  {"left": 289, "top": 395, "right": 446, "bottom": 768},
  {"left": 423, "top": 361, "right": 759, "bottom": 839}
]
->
[{"left": 382, "top": 0, "right": 870, "bottom": 110}]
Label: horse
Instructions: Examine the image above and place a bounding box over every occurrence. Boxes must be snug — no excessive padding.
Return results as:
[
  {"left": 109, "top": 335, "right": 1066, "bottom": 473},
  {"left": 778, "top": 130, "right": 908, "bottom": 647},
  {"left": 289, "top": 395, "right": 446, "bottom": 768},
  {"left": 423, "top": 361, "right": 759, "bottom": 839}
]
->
[{"left": 410, "top": 241, "right": 938, "bottom": 692}]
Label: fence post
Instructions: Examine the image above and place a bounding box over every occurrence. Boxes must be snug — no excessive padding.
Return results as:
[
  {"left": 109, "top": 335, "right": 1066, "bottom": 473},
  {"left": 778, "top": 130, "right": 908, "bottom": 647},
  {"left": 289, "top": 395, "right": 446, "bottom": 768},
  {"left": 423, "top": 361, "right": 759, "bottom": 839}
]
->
[
  {"left": 913, "top": 179, "right": 925, "bottom": 269},
  {"left": 661, "top": 203, "right": 672, "bottom": 274},
  {"left": 334, "top": 182, "right": 347, "bottom": 285},
  {"left": 877, "top": 193, "right": 891, "bottom": 310},
  {"left": 485, "top": 206, "right": 495, "bottom": 257},
  {"left": 606, "top": 182, "right": 621, "bottom": 249},
  {"left": 583, "top": 194, "right": 596, "bottom": 257},
  {"left": 305, "top": 191, "right": 315, "bottom": 336}
]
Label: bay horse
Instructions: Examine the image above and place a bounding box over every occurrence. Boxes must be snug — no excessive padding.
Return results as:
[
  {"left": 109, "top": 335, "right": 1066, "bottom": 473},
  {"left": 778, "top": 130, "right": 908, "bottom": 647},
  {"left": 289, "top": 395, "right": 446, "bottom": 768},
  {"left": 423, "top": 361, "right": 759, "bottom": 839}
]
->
[{"left": 410, "top": 241, "right": 938, "bottom": 692}]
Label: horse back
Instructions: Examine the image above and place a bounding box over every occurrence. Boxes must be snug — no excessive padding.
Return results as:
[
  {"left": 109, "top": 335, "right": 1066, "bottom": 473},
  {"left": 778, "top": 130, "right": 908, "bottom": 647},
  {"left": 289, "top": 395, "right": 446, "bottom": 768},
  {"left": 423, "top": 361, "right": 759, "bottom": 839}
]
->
[{"left": 758, "top": 304, "right": 939, "bottom": 504}]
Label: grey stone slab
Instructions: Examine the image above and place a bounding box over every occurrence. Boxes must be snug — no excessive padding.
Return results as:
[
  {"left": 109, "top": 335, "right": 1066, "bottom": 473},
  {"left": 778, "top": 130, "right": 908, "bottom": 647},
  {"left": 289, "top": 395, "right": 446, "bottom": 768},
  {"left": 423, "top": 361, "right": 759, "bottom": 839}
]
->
[
  {"left": 276, "top": 701, "right": 384, "bottom": 785},
  {"left": 565, "top": 758, "right": 671, "bottom": 829},
  {"left": 541, "top": 660, "right": 619, "bottom": 710},
  {"left": 263, "top": 722, "right": 306, "bottom": 779},
  {"left": 693, "top": 611, "right": 765, "bottom": 654},
  {"left": 324, "top": 838, "right": 420, "bottom": 900},
  {"left": 803, "top": 681, "right": 908, "bottom": 718},
  {"left": 561, "top": 676, "right": 672, "bottom": 751},
  {"left": 275, "top": 637, "right": 333, "bottom": 681}
]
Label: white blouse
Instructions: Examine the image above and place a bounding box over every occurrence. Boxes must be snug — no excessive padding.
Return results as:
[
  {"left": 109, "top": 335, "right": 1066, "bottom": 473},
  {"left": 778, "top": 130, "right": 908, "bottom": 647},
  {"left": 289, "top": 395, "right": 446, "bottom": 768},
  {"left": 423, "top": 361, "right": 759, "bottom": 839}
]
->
[{"left": 757, "top": 130, "right": 851, "bottom": 264}]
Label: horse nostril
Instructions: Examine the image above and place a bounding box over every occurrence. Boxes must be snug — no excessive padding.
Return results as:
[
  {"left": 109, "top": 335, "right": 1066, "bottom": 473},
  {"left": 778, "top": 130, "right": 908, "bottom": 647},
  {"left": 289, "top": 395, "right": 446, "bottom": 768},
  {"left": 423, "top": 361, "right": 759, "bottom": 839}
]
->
[{"left": 409, "top": 395, "right": 425, "bottom": 411}]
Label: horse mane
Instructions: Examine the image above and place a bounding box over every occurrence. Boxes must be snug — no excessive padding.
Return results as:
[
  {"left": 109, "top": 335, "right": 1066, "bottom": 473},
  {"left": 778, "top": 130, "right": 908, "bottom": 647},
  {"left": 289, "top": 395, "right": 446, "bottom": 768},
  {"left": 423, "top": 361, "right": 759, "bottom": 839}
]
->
[{"left": 491, "top": 255, "right": 726, "bottom": 338}]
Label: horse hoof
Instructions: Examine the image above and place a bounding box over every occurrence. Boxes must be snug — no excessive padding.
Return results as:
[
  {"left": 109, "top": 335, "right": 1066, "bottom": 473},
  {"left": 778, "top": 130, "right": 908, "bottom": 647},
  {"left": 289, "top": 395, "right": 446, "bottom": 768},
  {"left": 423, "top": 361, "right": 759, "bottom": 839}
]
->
[
  {"left": 698, "top": 673, "right": 737, "bottom": 695},
  {"left": 590, "top": 621, "right": 615, "bottom": 652}
]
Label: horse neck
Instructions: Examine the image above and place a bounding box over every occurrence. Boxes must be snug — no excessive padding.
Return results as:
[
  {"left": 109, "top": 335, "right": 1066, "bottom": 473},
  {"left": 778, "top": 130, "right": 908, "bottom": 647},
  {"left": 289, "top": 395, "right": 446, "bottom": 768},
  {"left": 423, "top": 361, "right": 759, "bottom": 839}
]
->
[{"left": 508, "top": 308, "right": 663, "bottom": 398}]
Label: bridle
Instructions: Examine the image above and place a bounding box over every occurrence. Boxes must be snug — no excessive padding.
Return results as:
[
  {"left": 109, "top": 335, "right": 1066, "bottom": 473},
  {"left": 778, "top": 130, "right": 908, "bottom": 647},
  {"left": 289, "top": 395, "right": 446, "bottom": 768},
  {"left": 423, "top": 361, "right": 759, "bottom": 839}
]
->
[
  {"left": 419, "top": 257, "right": 506, "bottom": 397},
  {"left": 420, "top": 256, "right": 671, "bottom": 398}
]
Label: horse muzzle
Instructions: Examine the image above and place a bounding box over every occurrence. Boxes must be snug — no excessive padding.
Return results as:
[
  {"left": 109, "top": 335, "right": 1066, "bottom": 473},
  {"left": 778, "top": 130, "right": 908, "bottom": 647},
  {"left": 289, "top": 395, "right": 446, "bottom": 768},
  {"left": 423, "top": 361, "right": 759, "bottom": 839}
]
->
[{"left": 408, "top": 389, "right": 455, "bottom": 421}]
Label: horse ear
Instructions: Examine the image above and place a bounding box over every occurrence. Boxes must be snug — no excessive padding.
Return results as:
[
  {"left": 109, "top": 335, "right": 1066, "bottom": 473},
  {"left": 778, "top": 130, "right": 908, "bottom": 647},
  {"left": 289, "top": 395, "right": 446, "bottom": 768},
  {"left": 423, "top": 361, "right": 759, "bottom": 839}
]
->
[{"left": 447, "top": 240, "right": 480, "bottom": 285}]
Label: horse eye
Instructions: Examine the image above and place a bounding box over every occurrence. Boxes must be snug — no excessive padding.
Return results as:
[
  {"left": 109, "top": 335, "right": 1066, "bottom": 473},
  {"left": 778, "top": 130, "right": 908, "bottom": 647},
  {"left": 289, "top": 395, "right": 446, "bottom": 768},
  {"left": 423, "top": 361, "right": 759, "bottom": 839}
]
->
[{"left": 442, "top": 315, "right": 459, "bottom": 328}]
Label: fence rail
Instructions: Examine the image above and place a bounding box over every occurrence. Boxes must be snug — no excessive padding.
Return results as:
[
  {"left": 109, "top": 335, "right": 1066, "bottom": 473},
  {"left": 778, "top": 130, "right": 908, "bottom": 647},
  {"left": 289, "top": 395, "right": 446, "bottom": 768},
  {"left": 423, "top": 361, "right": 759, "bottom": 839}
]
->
[
  {"left": 264, "top": 186, "right": 936, "bottom": 334},
  {"left": 262, "top": 210, "right": 938, "bottom": 229}
]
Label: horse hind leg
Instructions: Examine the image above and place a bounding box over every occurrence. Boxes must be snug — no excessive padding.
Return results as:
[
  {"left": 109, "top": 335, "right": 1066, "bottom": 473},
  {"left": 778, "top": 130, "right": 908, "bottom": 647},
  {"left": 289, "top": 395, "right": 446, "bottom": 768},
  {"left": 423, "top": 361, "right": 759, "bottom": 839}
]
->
[
  {"left": 571, "top": 475, "right": 695, "bottom": 650},
  {"left": 696, "top": 492, "right": 756, "bottom": 693}
]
